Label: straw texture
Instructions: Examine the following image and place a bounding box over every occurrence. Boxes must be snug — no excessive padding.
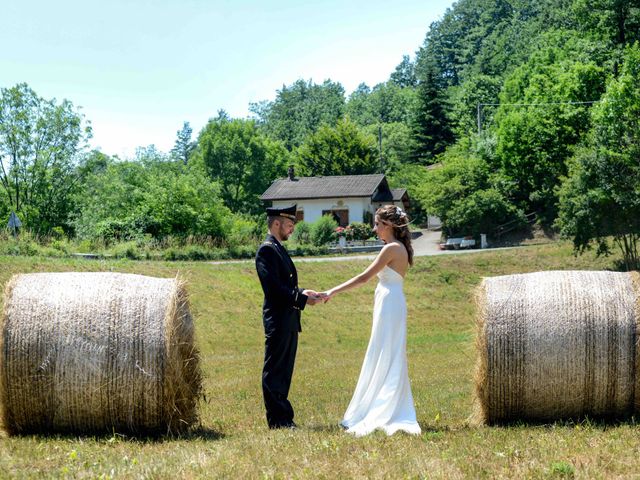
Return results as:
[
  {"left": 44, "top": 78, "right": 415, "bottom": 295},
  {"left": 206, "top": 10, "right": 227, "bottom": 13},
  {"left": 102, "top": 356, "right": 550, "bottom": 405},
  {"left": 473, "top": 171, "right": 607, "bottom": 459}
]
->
[
  {"left": 475, "top": 270, "right": 640, "bottom": 424},
  {"left": 0, "top": 272, "right": 201, "bottom": 435}
]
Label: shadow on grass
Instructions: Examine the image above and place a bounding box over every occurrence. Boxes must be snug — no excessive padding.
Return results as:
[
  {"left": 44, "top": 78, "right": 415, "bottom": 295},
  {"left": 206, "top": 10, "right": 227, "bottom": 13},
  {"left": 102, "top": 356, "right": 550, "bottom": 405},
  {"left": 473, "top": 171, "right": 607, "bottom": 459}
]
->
[
  {"left": 306, "top": 423, "right": 344, "bottom": 433},
  {"left": 418, "top": 422, "right": 451, "bottom": 433},
  {"left": 306, "top": 421, "right": 454, "bottom": 436},
  {"left": 6, "top": 425, "right": 225, "bottom": 443},
  {"left": 483, "top": 414, "right": 639, "bottom": 431}
]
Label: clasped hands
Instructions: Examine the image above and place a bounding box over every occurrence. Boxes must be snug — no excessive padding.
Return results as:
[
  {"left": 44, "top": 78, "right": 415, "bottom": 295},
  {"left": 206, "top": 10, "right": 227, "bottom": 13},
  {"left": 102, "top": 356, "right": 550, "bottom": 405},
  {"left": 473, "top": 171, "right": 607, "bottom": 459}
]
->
[{"left": 303, "top": 289, "right": 333, "bottom": 306}]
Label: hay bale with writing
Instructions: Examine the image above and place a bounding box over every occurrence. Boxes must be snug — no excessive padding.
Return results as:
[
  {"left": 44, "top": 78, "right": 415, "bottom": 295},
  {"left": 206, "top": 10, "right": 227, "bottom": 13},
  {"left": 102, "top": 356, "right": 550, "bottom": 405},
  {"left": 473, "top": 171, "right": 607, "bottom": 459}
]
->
[
  {"left": 0, "top": 272, "right": 201, "bottom": 435},
  {"left": 474, "top": 270, "right": 640, "bottom": 424}
]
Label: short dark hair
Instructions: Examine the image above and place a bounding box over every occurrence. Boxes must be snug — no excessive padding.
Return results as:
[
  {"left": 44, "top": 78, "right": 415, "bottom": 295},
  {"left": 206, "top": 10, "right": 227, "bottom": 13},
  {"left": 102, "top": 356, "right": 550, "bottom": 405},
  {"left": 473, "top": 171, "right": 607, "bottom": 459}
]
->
[{"left": 267, "top": 216, "right": 281, "bottom": 229}]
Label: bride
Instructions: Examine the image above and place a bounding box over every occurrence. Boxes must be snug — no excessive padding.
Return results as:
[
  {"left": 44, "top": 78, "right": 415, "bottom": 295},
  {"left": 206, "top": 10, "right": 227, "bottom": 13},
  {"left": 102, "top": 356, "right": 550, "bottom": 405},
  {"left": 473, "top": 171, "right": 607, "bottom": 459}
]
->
[{"left": 323, "top": 205, "right": 421, "bottom": 437}]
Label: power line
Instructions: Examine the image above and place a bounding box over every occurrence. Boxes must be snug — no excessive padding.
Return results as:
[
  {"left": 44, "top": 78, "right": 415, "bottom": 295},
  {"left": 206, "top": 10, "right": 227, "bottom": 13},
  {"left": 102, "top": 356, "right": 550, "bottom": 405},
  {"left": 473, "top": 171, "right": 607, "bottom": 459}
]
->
[{"left": 477, "top": 100, "right": 601, "bottom": 133}]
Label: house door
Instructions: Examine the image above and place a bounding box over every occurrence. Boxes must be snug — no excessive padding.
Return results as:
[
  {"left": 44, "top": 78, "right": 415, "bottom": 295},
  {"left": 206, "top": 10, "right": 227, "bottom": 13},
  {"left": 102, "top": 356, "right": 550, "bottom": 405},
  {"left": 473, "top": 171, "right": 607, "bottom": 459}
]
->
[{"left": 322, "top": 209, "right": 349, "bottom": 227}]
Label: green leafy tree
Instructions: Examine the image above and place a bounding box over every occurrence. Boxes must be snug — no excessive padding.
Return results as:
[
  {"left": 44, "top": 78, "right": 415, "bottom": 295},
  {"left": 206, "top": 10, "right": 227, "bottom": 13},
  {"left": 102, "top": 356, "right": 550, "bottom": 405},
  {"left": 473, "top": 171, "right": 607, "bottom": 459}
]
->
[
  {"left": 346, "top": 81, "right": 417, "bottom": 127},
  {"left": 0, "top": 83, "right": 91, "bottom": 233},
  {"left": 574, "top": 0, "right": 640, "bottom": 47},
  {"left": 415, "top": 0, "right": 515, "bottom": 90},
  {"left": 363, "top": 122, "right": 416, "bottom": 172},
  {"left": 296, "top": 117, "right": 378, "bottom": 176},
  {"left": 74, "top": 152, "right": 230, "bottom": 241},
  {"left": 449, "top": 74, "right": 502, "bottom": 136},
  {"left": 171, "top": 121, "right": 195, "bottom": 165},
  {"left": 494, "top": 36, "right": 607, "bottom": 221},
  {"left": 194, "top": 118, "right": 288, "bottom": 213},
  {"left": 557, "top": 43, "right": 640, "bottom": 270},
  {"left": 344, "top": 83, "right": 371, "bottom": 127},
  {"left": 390, "top": 55, "right": 417, "bottom": 88},
  {"left": 414, "top": 141, "right": 523, "bottom": 237},
  {"left": 385, "top": 162, "right": 430, "bottom": 225},
  {"left": 250, "top": 79, "right": 345, "bottom": 150}
]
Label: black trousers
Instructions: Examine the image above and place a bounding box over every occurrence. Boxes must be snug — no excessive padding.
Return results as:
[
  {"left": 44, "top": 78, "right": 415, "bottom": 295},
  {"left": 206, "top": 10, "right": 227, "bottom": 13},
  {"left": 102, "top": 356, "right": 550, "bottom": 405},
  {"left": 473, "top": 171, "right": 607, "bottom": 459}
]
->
[{"left": 262, "top": 330, "right": 298, "bottom": 428}]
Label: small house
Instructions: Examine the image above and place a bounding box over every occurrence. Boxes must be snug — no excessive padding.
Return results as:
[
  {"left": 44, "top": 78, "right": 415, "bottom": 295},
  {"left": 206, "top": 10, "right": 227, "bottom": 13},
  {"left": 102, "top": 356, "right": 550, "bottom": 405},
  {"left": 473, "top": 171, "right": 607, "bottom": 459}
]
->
[{"left": 260, "top": 167, "right": 409, "bottom": 227}]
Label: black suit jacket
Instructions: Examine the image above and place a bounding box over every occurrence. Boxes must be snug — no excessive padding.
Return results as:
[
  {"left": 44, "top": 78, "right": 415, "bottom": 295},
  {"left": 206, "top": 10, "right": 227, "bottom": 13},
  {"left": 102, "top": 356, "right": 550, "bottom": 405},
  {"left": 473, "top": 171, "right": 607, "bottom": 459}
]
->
[{"left": 255, "top": 234, "right": 307, "bottom": 333}]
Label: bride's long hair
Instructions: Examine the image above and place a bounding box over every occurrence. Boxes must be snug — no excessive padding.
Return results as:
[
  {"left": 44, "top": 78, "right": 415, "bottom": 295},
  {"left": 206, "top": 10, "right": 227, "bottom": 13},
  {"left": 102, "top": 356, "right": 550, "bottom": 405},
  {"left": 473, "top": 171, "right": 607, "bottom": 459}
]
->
[{"left": 376, "top": 205, "right": 414, "bottom": 266}]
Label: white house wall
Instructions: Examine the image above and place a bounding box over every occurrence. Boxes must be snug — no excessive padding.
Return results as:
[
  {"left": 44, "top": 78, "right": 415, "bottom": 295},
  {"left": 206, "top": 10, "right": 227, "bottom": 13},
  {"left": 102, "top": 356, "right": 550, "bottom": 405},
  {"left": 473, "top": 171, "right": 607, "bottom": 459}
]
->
[{"left": 272, "top": 198, "right": 372, "bottom": 224}]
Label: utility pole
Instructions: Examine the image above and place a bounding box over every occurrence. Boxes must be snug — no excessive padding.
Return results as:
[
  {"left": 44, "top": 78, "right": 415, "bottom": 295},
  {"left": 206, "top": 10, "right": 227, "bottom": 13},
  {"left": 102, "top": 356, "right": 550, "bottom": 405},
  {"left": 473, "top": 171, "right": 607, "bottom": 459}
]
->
[{"left": 378, "top": 124, "right": 384, "bottom": 172}]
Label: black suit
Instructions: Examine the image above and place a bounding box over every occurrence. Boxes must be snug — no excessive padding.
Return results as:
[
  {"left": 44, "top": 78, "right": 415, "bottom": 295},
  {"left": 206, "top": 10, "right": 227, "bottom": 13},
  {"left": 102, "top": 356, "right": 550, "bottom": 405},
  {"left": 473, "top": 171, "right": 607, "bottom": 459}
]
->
[{"left": 255, "top": 234, "right": 308, "bottom": 428}]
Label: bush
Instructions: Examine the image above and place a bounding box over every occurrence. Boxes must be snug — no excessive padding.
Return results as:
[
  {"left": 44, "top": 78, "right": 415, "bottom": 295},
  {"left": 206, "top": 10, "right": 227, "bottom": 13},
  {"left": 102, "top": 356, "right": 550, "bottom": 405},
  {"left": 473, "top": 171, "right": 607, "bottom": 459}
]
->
[
  {"left": 228, "top": 215, "right": 261, "bottom": 246},
  {"left": 290, "top": 244, "right": 329, "bottom": 256},
  {"left": 334, "top": 226, "right": 353, "bottom": 241},
  {"left": 0, "top": 231, "right": 41, "bottom": 257},
  {"left": 349, "top": 222, "right": 373, "bottom": 241},
  {"left": 311, "top": 215, "right": 338, "bottom": 246},
  {"left": 50, "top": 239, "right": 71, "bottom": 254},
  {"left": 108, "top": 241, "right": 141, "bottom": 260},
  {"left": 162, "top": 246, "right": 230, "bottom": 261},
  {"left": 291, "top": 220, "right": 311, "bottom": 244},
  {"left": 228, "top": 244, "right": 258, "bottom": 259}
]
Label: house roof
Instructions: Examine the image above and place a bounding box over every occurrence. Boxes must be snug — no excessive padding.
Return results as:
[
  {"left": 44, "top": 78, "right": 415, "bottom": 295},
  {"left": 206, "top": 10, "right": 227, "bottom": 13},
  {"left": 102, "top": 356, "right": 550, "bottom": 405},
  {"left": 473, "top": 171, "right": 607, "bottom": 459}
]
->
[
  {"left": 261, "top": 173, "right": 387, "bottom": 201},
  {"left": 391, "top": 188, "right": 408, "bottom": 201}
]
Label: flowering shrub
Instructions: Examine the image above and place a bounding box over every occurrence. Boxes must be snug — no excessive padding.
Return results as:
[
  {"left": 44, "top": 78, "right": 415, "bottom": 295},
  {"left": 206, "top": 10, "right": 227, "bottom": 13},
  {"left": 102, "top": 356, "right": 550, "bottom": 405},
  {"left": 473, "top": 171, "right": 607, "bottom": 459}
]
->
[
  {"left": 334, "top": 222, "right": 374, "bottom": 242},
  {"left": 334, "top": 225, "right": 354, "bottom": 241},
  {"left": 349, "top": 222, "right": 373, "bottom": 241}
]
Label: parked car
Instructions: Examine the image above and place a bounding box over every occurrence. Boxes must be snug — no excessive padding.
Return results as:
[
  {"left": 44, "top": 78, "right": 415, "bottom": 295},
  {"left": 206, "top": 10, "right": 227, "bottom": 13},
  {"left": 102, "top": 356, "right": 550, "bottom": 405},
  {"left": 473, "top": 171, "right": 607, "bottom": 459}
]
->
[{"left": 439, "top": 236, "right": 476, "bottom": 250}]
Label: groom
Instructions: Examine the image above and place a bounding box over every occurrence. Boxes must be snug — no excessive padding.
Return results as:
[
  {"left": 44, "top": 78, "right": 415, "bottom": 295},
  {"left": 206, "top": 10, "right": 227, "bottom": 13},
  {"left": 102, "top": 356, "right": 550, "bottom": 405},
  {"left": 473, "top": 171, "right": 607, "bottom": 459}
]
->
[{"left": 255, "top": 204, "right": 323, "bottom": 429}]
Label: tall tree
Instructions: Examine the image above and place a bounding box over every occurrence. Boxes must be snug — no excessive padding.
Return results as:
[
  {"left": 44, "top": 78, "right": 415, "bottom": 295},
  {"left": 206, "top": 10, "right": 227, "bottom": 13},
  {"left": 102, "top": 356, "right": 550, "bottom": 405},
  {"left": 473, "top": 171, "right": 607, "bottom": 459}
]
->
[
  {"left": 296, "top": 117, "right": 378, "bottom": 176},
  {"left": 412, "top": 60, "right": 454, "bottom": 163},
  {"left": 390, "top": 55, "right": 417, "bottom": 88},
  {"left": 557, "top": 43, "right": 640, "bottom": 270},
  {"left": 494, "top": 35, "right": 607, "bottom": 221},
  {"left": 346, "top": 81, "right": 417, "bottom": 127},
  {"left": 171, "top": 121, "right": 195, "bottom": 165},
  {"left": 250, "top": 79, "right": 345, "bottom": 150},
  {"left": 362, "top": 122, "right": 416, "bottom": 173},
  {"left": 0, "top": 83, "right": 91, "bottom": 233},
  {"left": 574, "top": 0, "right": 640, "bottom": 46},
  {"left": 194, "top": 118, "right": 288, "bottom": 213}
]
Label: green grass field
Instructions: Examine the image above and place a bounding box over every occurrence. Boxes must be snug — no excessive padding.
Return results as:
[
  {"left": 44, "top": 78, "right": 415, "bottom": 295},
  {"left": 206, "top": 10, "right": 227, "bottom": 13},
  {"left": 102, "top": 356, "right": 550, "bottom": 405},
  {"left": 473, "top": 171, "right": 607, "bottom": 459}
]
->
[{"left": 0, "top": 242, "right": 636, "bottom": 479}]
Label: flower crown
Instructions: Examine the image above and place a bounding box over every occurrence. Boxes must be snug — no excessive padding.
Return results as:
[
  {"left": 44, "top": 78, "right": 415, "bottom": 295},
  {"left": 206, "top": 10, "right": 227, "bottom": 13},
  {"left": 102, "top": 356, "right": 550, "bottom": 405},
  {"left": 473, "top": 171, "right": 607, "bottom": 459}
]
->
[
  {"left": 379, "top": 206, "right": 410, "bottom": 228},
  {"left": 395, "top": 206, "right": 407, "bottom": 219}
]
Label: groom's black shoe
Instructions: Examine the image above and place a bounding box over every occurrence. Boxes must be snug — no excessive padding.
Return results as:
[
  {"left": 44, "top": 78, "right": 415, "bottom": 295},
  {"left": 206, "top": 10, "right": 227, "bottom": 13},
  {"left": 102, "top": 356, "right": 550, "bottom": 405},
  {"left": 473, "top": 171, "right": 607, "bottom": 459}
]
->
[{"left": 270, "top": 421, "right": 297, "bottom": 430}]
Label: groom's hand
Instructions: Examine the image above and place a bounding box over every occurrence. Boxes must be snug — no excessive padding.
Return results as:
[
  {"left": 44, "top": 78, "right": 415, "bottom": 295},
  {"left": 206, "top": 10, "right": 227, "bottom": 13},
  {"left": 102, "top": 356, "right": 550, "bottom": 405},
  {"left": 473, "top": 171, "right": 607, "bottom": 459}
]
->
[{"left": 303, "top": 289, "right": 321, "bottom": 306}]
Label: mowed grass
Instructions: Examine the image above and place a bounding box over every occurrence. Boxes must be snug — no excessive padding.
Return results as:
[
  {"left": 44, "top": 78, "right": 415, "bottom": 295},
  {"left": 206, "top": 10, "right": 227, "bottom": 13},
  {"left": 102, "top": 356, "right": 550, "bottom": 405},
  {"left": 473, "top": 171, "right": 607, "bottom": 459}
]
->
[{"left": 0, "top": 242, "right": 637, "bottom": 479}]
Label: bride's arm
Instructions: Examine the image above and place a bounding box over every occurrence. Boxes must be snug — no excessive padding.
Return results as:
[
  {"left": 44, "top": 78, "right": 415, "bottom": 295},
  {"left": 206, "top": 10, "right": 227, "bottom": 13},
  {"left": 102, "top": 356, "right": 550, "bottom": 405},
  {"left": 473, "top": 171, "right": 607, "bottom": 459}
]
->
[{"left": 326, "top": 244, "right": 396, "bottom": 297}]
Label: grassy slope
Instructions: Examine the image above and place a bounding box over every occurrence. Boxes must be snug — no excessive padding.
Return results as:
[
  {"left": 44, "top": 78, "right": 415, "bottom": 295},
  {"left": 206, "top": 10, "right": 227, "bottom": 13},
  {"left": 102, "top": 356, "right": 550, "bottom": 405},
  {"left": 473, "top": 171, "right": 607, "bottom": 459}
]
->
[{"left": 0, "top": 242, "right": 635, "bottom": 479}]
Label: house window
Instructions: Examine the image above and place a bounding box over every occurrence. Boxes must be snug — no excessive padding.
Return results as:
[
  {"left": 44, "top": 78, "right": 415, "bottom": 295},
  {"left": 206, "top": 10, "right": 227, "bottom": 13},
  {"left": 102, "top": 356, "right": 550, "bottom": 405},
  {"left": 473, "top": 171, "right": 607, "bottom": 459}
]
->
[
  {"left": 322, "top": 209, "right": 348, "bottom": 227},
  {"left": 296, "top": 209, "right": 304, "bottom": 222}
]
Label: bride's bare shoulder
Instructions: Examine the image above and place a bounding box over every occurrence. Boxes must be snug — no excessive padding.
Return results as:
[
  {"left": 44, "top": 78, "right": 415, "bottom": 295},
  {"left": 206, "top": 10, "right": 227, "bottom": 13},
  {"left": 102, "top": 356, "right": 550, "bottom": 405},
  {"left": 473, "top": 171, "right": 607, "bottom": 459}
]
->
[{"left": 382, "top": 241, "right": 407, "bottom": 257}]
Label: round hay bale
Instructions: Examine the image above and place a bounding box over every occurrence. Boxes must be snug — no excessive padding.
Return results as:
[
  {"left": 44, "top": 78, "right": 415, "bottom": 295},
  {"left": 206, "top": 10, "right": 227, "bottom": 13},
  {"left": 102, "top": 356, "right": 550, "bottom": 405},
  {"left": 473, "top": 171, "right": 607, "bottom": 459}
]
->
[
  {"left": 474, "top": 270, "right": 640, "bottom": 424},
  {"left": 0, "top": 272, "right": 201, "bottom": 435}
]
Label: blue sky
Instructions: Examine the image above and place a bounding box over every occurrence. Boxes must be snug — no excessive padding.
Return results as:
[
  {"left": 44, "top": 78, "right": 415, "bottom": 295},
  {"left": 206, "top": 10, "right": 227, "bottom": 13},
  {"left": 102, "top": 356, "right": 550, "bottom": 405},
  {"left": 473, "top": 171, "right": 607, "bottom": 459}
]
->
[{"left": 2, "top": 0, "right": 454, "bottom": 158}]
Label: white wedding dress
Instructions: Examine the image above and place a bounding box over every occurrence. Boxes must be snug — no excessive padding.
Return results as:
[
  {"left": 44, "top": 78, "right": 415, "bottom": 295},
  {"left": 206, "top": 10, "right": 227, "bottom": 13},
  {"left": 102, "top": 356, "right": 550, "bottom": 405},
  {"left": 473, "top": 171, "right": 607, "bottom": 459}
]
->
[{"left": 340, "top": 265, "right": 421, "bottom": 436}]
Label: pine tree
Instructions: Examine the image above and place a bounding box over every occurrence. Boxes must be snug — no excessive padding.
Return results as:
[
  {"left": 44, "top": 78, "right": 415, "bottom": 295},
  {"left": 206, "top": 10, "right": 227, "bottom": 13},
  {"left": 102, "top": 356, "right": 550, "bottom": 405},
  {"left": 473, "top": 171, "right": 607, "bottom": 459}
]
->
[
  {"left": 412, "top": 62, "right": 454, "bottom": 163},
  {"left": 171, "top": 121, "right": 195, "bottom": 165}
]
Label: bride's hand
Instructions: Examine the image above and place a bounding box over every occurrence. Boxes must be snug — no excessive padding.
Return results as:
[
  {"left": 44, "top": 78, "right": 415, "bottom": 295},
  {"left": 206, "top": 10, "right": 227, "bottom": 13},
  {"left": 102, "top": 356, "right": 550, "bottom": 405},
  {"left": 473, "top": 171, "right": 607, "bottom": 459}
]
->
[
  {"left": 315, "top": 291, "right": 332, "bottom": 303},
  {"left": 323, "top": 289, "right": 336, "bottom": 301}
]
